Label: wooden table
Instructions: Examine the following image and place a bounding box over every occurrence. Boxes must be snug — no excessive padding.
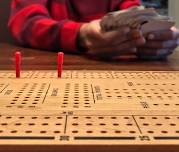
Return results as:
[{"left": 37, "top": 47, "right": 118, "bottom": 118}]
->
[
  {"left": 1, "top": 43, "right": 179, "bottom": 152},
  {"left": 0, "top": 43, "right": 179, "bottom": 71}
]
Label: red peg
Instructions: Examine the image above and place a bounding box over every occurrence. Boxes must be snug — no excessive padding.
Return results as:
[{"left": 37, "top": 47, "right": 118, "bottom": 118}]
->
[
  {"left": 15, "top": 51, "right": 21, "bottom": 78},
  {"left": 57, "top": 52, "right": 64, "bottom": 78}
]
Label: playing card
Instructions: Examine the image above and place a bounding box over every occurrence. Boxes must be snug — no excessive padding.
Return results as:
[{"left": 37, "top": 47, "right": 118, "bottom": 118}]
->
[
  {"left": 100, "top": 6, "right": 175, "bottom": 34},
  {"left": 141, "top": 20, "right": 175, "bottom": 34}
]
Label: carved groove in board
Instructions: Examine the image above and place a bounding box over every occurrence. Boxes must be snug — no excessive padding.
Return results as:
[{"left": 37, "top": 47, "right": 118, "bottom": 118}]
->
[
  {"left": 74, "top": 136, "right": 136, "bottom": 140},
  {"left": 0, "top": 136, "right": 55, "bottom": 140}
]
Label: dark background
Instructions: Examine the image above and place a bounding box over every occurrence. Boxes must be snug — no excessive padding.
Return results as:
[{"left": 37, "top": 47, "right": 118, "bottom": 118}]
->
[{"left": 0, "top": 0, "right": 14, "bottom": 43}]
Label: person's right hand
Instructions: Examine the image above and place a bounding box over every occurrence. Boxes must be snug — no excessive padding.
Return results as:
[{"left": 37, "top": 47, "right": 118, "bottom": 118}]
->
[{"left": 78, "top": 20, "right": 146, "bottom": 60}]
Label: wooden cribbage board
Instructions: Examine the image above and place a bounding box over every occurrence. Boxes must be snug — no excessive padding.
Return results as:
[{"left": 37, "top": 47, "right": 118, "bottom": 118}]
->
[{"left": 0, "top": 70, "right": 179, "bottom": 152}]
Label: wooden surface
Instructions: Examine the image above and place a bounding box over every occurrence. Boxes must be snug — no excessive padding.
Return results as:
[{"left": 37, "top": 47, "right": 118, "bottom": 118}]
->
[
  {"left": 0, "top": 70, "right": 179, "bottom": 152},
  {"left": 1, "top": 43, "right": 179, "bottom": 152},
  {"left": 0, "top": 43, "right": 179, "bottom": 70}
]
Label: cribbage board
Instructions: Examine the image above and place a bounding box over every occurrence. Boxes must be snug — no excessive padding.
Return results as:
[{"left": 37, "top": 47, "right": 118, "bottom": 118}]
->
[{"left": 0, "top": 70, "right": 179, "bottom": 152}]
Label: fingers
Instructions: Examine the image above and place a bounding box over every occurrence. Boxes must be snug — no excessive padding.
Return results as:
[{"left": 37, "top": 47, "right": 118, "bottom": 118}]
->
[
  {"left": 102, "top": 27, "right": 131, "bottom": 44},
  {"left": 143, "top": 40, "right": 178, "bottom": 49},
  {"left": 88, "top": 20, "right": 146, "bottom": 49},
  {"left": 137, "top": 47, "right": 174, "bottom": 57},
  {"left": 93, "top": 27, "right": 145, "bottom": 47},
  {"left": 89, "top": 36, "right": 145, "bottom": 57},
  {"left": 147, "top": 29, "right": 179, "bottom": 41},
  {"left": 88, "top": 26, "right": 131, "bottom": 48},
  {"left": 171, "top": 26, "right": 179, "bottom": 33},
  {"left": 116, "top": 37, "right": 145, "bottom": 52},
  {"left": 109, "top": 47, "right": 137, "bottom": 56},
  {"left": 130, "top": 29, "right": 144, "bottom": 39},
  {"left": 89, "top": 46, "right": 137, "bottom": 57},
  {"left": 99, "top": 30, "right": 145, "bottom": 49},
  {"left": 116, "top": 29, "right": 145, "bottom": 46},
  {"left": 138, "top": 36, "right": 178, "bottom": 60}
]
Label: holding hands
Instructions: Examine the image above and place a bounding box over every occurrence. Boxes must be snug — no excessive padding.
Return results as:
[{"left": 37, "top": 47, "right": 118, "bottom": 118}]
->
[
  {"left": 78, "top": 20, "right": 145, "bottom": 59},
  {"left": 78, "top": 20, "right": 179, "bottom": 60},
  {"left": 78, "top": 7, "right": 179, "bottom": 60}
]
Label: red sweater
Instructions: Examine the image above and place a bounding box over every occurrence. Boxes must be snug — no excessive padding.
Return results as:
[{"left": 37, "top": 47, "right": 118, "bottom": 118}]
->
[{"left": 8, "top": 0, "right": 140, "bottom": 52}]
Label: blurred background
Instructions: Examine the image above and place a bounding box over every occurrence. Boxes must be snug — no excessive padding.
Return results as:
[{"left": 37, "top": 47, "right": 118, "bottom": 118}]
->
[
  {"left": 0, "top": 0, "right": 178, "bottom": 43},
  {"left": 142, "top": 0, "right": 168, "bottom": 14},
  {"left": 0, "top": 0, "right": 12, "bottom": 43}
]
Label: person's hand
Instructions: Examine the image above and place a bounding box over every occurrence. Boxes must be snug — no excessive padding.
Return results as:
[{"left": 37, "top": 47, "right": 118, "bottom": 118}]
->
[
  {"left": 137, "top": 27, "right": 179, "bottom": 60},
  {"left": 78, "top": 20, "right": 145, "bottom": 60}
]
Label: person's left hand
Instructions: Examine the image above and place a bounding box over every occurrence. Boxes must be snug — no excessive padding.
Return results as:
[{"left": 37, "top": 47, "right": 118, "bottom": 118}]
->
[{"left": 137, "top": 27, "right": 179, "bottom": 60}]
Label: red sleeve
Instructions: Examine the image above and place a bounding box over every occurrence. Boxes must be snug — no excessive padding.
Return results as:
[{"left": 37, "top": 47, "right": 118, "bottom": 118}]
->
[
  {"left": 8, "top": 0, "right": 82, "bottom": 52},
  {"left": 120, "top": 0, "right": 141, "bottom": 9}
]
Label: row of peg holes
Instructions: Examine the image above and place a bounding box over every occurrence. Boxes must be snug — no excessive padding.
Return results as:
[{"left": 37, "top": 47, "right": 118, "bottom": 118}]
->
[
  {"left": 62, "top": 83, "right": 91, "bottom": 108},
  {"left": 0, "top": 115, "right": 63, "bottom": 134},
  {"left": 71, "top": 116, "right": 133, "bottom": 133},
  {"left": 0, "top": 72, "right": 179, "bottom": 79},
  {"left": 1, "top": 115, "right": 178, "bottom": 120},
  {"left": 10, "top": 83, "right": 48, "bottom": 105},
  {"left": 0, "top": 72, "right": 32, "bottom": 78},
  {"left": 0, "top": 130, "right": 61, "bottom": 134},
  {"left": 113, "top": 73, "right": 179, "bottom": 79},
  {"left": 70, "top": 130, "right": 179, "bottom": 134},
  {"left": 71, "top": 130, "right": 137, "bottom": 134}
]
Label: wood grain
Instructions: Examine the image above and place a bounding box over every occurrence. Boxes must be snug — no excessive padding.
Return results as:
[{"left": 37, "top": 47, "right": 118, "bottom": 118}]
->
[
  {"left": 1, "top": 43, "right": 179, "bottom": 152},
  {"left": 0, "top": 43, "right": 179, "bottom": 70}
]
